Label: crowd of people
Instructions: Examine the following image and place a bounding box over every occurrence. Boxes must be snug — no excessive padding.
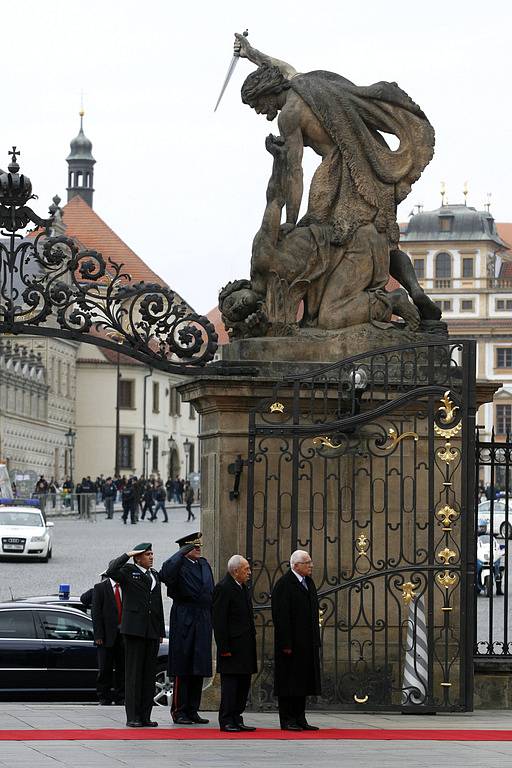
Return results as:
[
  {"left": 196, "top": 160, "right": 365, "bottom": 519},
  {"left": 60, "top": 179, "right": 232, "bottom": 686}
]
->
[
  {"left": 82, "top": 538, "right": 321, "bottom": 732},
  {"left": 28, "top": 474, "right": 196, "bottom": 521}
]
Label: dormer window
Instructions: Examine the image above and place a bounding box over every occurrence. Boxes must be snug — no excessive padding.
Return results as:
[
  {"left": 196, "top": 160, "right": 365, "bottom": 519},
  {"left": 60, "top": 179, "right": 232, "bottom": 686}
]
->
[{"left": 438, "top": 216, "right": 453, "bottom": 233}]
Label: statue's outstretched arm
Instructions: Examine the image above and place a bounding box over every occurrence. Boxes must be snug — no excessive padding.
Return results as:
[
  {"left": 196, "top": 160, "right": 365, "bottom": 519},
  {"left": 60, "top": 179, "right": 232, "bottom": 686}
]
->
[{"left": 234, "top": 33, "right": 297, "bottom": 80}]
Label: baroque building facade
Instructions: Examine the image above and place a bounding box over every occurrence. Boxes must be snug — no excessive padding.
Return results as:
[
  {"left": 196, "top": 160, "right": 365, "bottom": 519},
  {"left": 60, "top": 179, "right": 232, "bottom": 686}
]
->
[{"left": 400, "top": 203, "right": 512, "bottom": 448}]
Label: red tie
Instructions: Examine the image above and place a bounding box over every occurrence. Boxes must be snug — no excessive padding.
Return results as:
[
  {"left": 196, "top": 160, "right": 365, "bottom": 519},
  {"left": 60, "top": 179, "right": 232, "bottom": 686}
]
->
[{"left": 114, "top": 583, "right": 122, "bottom": 625}]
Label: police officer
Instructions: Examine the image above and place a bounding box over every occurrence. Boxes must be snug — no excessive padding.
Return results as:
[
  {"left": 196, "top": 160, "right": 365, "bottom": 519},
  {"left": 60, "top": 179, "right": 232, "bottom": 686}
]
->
[
  {"left": 159, "top": 532, "right": 214, "bottom": 725},
  {"left": 106, "top": 542, "right": 165, "bottom": 727}
]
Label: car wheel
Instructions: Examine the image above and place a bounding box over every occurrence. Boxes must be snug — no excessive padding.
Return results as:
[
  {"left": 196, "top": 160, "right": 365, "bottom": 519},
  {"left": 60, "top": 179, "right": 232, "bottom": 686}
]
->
[
  {"left": 500, "top": 522, "right": 512, "bottom": 539},
  {"left": 47, "top": 547, "right": 52, "bottom": 560},
  {"left": 154, "top": 667, "right": 173, "bottom": 707}
]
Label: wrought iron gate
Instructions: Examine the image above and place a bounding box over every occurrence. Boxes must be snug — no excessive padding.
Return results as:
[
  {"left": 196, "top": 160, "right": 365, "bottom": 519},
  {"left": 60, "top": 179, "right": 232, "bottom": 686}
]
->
[{"left": 246, "top": 340, "right": 476, "bottom": 712}]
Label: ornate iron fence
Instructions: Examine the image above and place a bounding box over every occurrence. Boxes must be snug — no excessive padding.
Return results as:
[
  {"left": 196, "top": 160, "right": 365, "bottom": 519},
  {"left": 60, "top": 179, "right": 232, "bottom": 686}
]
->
[
  {"left": 246, "top": 340, "right": 477, "bottom": 712},
  {"left": 474, "top": 429, "right": 512, "bottom": 657}
]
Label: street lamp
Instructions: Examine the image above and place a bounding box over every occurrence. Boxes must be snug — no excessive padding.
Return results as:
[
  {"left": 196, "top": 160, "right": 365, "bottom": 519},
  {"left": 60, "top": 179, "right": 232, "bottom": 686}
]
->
[
  {"left": 183, "top": 438, "right": 192, "bottom": 481},
  {"left": 143, "top": 433, "right": 151, "bottom": 477},
  {"left": 167, "top": 435, "right": 177, "bottom": 479},
  {"left": 65, "top": 428, "right": 76, "bottom": 483}
]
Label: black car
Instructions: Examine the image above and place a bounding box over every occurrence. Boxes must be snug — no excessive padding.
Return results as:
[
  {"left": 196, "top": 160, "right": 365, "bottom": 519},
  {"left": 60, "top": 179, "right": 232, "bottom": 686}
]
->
[
  {"left": 13, "top": 595, "right": 90, "bottom": 614},
  {"left": 0, "top": 602, "right": 171, "bottom": 704}
]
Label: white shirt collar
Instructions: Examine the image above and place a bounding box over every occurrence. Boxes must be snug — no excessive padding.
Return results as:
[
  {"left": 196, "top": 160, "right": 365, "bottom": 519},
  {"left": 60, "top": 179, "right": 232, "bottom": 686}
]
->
[
  {"left": 292, "top": 569, "right": 304, "bottom": 583},
  {"left": 136, "top": 564, "right": 156, "bottom": 589}
]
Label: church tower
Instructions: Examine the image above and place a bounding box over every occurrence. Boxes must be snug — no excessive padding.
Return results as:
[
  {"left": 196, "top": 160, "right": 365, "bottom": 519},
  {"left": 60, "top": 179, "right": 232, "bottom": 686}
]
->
[{"left": 66, "top": 110, "right": 95, "bottom": 207}]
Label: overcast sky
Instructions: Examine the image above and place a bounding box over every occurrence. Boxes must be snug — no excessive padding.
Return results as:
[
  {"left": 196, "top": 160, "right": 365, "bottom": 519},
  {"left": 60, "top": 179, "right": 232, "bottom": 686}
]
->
[{"left": 5, "top": 0, "right": 511, "bottom": 314}]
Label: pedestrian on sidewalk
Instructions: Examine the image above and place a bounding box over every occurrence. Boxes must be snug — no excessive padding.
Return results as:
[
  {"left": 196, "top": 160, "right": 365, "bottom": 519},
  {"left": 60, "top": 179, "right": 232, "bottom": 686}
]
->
[
  {"left": 152, "top": 481, "right": 168, "bottom": 522},
  {"left": 271, "top": 549, "right": 321, "bottom": 731},
  {"left": 212, "top": 555, "right": 257, "bottom": 732},
  {"left": 121, "top": 479, "right": 137, "bottom": 524},
  {"left": 103, "top": 477, "right": 116, "bottom": 519},
  {"left": 106, "top": 543, "right": 164, "bottom": 728},
  {"left": 140, "top": 481, "right": 155, "bottom": 521},
  {"left": 185, "top": 482, "right": 195, "bottom": 522}
]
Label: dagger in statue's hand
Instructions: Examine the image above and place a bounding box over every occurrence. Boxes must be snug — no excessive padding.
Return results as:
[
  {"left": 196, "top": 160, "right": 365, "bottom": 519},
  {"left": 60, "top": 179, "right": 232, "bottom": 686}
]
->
[{"left": 214, "top": 29, "right": 248, "bottom": 112}]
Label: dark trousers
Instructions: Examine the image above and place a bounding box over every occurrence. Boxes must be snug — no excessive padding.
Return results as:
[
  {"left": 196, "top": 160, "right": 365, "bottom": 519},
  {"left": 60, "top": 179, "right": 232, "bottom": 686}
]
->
[
  {"left": 123, "top": 635, "right": 159, "bottom": 724},
  {"left": 278, "top": 695, "right": 307, "bottom": 728},
  {"left": 171, "top": 674, "right": 203, "bottom": 720},
  {"left": 96, "top": 633, "right": 125, "bottom": 702},
  {"left": 122, "top": 501, "right": 137, "bottom": 524},
  {"left": 140, "top": 501, "right": 153, "bottom": 520},
  {"left": 104, "top": 498, "right": 114, "bottom": 519},
  {"left": 186, "top": 502, "right": 195, "bottom": 521},
  {"left": 152, "top": 501, "right": 168, "bottom": 521},
  {"left": 219, "top": 673, "right": 251, "bottom": 728}
]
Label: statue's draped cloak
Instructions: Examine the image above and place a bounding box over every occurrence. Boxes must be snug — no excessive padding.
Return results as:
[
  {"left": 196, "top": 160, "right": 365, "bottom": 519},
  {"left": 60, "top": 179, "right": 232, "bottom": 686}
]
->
[{"left": 289, "top": 71, "right": 435, "bottom": 248}]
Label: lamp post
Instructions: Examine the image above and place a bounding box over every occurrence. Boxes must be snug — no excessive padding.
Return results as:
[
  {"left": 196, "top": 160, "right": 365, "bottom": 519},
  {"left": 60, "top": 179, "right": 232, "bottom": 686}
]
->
[
  {"left": 167, "top": 435, "right": 177, "bottom": 480},
  {"left": 65, "top": 428, "right": 76, "bottom": 484},
  {"left": 183, "top": 438, "right": 192, "bottom": 481},
  {"left": 143, "top": 433, "right": 151, "bottom": 478}
]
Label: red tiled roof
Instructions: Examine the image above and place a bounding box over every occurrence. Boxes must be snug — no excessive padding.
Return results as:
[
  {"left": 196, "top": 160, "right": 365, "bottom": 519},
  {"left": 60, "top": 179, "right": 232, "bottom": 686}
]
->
[
  {"left": 497, "top": 223, "right": 512, "bottom": 278},
  {"left": 61, "top": 195, "right": 163, "bottom": 284}
]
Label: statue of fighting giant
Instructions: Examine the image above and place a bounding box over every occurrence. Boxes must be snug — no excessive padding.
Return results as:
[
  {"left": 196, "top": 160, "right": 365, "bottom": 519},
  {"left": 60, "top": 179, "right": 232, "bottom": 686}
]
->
[{"left": 219, "top": 33, "right": 442, "bottom": 339}]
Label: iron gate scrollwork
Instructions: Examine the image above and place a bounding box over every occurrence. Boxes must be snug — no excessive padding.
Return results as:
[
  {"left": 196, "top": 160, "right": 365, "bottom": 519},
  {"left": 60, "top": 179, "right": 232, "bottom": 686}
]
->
[{"left": 246, "top": 340, "right": 476, "bottom": 712}]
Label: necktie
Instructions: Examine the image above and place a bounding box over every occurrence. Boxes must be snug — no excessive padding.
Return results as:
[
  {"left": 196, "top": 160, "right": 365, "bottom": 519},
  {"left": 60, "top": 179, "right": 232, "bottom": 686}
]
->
[
  {"left": 114, "top": 583, "right": 122, "bottom": 624},
  {"left": 301, "top": 577, "right": 308, "bottom": 590}
]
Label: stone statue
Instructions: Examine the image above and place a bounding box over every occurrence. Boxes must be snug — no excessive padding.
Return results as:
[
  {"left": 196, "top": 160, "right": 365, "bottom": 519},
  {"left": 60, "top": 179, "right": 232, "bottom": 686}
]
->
[{"left": 220, "top": 34, "right": 443, "bottom": 342}]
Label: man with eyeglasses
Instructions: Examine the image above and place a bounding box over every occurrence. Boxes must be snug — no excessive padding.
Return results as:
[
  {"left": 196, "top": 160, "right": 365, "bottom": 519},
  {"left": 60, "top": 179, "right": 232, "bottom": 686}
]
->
[{"left": 271, "top": 549, "right": 321, "bottom": 730}]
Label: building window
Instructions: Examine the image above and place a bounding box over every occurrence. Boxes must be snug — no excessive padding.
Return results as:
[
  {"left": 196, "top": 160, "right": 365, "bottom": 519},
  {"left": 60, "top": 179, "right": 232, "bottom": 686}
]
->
[
  {"left": 460, "top": 299, "right": 474, "bottom": 312},
  {"left": 152, "top": 435, "right": 159, "bottom": 472},
  {"left": 119, "top": 380, "right": 135, "bottom": 409},
  {"left": 496, "top": 299, "right": 512, "bottom": 311},
  {"left": 438, "top": 216, "right": 453, "bottom": 233},
  {"left": 119, "top": 434, "right": 133, "bottom": 469},
  {"left": 434, "top": 300, "right": 452, "bottom": 312},
  {"left": 496, "top": 404, "right": 512, "bottom": 435},
  {"left": 153, "top": 382, "right": 160, "bottom": 413},
  {"left": 413, "top": 258, "right": 425, "bottom": 279},
  {"left": 169, "top": 386, "right": 181, "bottom": 417},
  {"left": 189, "top": 403, "right": 196, "bottom": 420},
  {"left": 435, "top": 252, "right": 452, "bottom": 288},
  {"left": 462, "top": 258, "right": 474, "bottom": 278},
  {"left": 496, "top": 348, "right": 512, "bottom": 369}
]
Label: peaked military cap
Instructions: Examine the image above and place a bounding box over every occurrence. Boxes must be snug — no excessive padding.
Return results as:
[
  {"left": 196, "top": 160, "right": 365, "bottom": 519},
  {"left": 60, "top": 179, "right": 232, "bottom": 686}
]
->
[
  {"left": 132, "top": 542, "right": 152, "bottom": 553},
  {"left": 175, "top": 532, "right": 202, "bottom": 547}
]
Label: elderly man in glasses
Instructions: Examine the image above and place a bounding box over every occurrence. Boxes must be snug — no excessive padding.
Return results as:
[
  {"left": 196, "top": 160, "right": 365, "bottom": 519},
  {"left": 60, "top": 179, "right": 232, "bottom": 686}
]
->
[{"left": 271, "top": 549, "right": 321, "bottom": 730}]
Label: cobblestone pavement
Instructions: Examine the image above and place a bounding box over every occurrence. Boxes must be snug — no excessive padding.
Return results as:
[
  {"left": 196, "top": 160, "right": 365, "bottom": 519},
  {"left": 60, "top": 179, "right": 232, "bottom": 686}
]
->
[
  {"left": 1, "top": 705, "right": 512, "bottom": 767},
  {"left": 0, "top": 505, "right": 200, "bottom": 602}
]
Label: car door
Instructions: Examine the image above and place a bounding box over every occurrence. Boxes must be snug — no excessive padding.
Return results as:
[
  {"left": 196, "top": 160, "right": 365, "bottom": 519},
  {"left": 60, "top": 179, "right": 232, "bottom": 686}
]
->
[
  {"left": 0, "top": 608, "right": 46, "bottom": 692},
  {"left": 37, "top": 609, "right": 97, "bottom": 692}
]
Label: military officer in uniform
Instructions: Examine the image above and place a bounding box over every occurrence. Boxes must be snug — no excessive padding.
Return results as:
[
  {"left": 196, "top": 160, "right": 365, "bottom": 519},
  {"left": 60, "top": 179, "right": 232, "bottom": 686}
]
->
[
  {"left": 106, "top": 542, "right": 165, "bottom": 728},
  {"left": 159, "top": 532, "right": 214, "bottom": 725}
]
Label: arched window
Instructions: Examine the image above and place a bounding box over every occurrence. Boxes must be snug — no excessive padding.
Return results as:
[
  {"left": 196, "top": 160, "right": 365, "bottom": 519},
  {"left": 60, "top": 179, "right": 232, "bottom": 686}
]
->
[{"left": 435, "top": 252, "right": 452, "bottom": 288}]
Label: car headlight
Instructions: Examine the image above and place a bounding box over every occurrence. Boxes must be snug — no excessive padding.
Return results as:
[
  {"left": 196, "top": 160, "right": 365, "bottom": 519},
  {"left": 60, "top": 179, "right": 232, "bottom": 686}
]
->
[{"left": 31, "top": 534, "right": 48, "bottom": 542}]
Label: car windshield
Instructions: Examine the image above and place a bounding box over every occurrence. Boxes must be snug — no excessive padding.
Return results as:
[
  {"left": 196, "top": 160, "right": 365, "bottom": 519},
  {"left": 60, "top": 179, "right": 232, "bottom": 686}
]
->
[{"left": 0, "top": 510, "right": 43, "bottom": 527}]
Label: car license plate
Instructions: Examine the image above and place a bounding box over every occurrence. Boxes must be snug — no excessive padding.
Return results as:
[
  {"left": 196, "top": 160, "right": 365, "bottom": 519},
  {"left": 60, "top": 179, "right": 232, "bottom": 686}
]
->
[{"left": 3, "top": 543, "right": 24, "bottom": 551}]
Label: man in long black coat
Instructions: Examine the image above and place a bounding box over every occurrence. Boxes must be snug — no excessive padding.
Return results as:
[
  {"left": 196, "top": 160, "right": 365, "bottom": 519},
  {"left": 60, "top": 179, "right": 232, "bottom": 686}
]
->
[
  {"left": 106, "top": 542, "right": 165, "bottom": 727},
  {"left": 159, "top": 532, "right": 214, "bottom": 725},
  {"left": 91, "top": 574, "right": 125, "bottom": 705},
  {"left": 271, "top": 549, "right": 321, "bottom": 730},
  {"left": 212, "top": 555, "right": 257, "bottom": 732}
]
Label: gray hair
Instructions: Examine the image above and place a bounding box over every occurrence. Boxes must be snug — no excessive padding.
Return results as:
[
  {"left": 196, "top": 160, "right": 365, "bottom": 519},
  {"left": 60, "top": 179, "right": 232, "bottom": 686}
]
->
[
  {"left": 290, "top": 550, "right": 310, "bottom": 569},
  {"left": 228, "top": 554, "right": 246, "bottom": 575}
]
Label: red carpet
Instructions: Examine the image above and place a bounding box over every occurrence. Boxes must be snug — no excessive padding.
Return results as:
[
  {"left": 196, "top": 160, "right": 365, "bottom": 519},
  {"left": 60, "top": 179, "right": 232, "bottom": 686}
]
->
[{"left": 2, "top": 728, "right": 512, "bottom": 741}]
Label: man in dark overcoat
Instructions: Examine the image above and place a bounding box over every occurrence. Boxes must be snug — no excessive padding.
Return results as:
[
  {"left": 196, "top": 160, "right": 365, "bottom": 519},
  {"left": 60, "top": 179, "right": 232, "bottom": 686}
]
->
[
  {"left": 271, "top": 549, "right": 321, "bottom": 730},
  {"left": 91, "top": 573, "right": 125, "bottom": 705},
  {"left": 212, "top": 555, "right": 257, "bottom": 732},
  {"left": 106, "top": 542, "right": 165, "bottom": 727},
  {"left": 159, "top": 532, "right": 214, "bottom": 725}
]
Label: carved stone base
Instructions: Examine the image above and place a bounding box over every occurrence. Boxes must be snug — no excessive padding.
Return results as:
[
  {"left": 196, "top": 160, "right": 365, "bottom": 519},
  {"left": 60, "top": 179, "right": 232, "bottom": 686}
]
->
[{"left": 222, "top": 323, "right": 444, "bottom": 364}]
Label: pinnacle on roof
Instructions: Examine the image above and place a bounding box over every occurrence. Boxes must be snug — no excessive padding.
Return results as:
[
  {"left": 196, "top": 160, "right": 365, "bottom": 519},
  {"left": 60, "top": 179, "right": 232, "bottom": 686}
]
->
[{"left": 66, "top": 110, "right": 95, "bottom": 162}]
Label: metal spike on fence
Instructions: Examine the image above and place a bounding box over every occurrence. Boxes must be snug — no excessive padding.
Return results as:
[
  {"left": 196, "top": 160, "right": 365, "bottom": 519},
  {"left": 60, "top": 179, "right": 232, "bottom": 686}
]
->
[{"left": 401, "top": 594, "right": 429, "bottom": 705}]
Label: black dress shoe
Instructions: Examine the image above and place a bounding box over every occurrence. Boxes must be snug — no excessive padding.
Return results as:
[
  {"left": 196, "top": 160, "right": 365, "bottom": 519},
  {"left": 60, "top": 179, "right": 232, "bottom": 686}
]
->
[
  {"left": 300, "top": 723, "right": 319, "bottom": 731},
  {"left": 173, "top": 716, "right": 195, "bottom": 725},
  {"left": 143, "top": 721, "right": 159, "bottom": 727},
  {"left": 221, "top": 724, "right": 242, "bottom": 732},
  {"left": 281, "top": 724, "right": 303, "bottom": 731},
  {"left": 190, "top": 714, "right": 209, "bottom": 724},
  {"left": 237, "top": 724, "right": 257, "bottom": 731},
  {"left": 126, "top": 720, "right": 144, "bottom": 727}
]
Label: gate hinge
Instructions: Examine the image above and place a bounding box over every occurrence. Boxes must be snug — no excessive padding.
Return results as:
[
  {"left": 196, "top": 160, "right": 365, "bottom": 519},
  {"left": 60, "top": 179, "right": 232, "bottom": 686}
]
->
[{"left": 228, "top": 454, "right": 247, "bottom": 500}]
